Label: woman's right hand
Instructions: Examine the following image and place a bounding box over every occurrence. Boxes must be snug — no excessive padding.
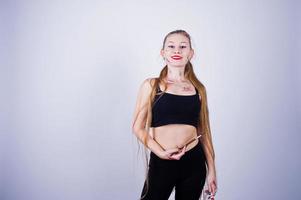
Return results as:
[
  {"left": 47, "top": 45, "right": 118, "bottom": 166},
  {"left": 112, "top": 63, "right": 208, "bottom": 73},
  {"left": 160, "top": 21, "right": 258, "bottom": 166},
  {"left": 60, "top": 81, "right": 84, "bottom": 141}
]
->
[{"left": 157, "top": 146, "right": 187, "bottom": 160}]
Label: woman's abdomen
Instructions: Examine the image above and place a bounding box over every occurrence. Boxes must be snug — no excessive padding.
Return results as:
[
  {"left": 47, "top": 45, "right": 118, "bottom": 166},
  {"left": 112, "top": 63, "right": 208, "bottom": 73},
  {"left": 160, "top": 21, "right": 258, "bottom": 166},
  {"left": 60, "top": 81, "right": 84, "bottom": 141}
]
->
[{"left": 151, "top": 124, "right": 198, "bottom": 151}]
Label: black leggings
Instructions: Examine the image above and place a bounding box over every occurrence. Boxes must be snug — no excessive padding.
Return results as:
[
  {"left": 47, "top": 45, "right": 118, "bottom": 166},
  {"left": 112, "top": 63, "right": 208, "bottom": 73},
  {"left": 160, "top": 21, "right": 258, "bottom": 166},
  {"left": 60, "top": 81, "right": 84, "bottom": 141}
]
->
[{"left": 140, "top": 141, "right": 207, "bottom": 200}]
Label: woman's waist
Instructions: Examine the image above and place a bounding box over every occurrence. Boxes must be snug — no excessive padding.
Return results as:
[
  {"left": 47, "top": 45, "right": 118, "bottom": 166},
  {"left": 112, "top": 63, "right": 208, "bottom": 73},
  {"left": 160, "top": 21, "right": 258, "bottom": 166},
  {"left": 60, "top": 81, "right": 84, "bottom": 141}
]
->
[
  {"left": 152, "top": 125, "right": 199, "bottom": 151},
  {"left": 150, "top": 140, "right": 204, "bottom": 162}
]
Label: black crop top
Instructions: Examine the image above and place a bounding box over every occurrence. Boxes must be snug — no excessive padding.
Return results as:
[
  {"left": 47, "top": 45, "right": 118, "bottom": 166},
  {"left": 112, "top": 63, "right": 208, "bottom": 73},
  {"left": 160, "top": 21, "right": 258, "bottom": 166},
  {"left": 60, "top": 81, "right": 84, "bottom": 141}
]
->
[{"left": 151, "top": 85, "right": 201, "bottom": 129}]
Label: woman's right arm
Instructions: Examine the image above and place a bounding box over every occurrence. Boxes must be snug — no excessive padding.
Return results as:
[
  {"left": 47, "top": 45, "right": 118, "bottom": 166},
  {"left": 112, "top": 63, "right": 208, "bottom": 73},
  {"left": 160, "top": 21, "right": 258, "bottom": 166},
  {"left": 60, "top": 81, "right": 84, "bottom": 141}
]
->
[{"left": 131, "top": 78, "right": 183, "bottom": 159}]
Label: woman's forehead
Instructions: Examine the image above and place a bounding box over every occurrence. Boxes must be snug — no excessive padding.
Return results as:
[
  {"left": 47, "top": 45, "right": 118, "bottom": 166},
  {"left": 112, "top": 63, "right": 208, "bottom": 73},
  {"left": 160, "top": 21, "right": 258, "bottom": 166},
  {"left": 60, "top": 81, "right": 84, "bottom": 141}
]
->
[{"left": 166, "top": 34, "right": 189, "bottom": 43}]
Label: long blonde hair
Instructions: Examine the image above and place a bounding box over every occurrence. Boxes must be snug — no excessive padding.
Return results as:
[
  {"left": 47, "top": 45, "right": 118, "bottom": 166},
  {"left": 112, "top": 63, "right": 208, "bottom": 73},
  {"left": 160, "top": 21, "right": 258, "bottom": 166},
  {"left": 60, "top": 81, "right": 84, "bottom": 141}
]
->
[{"left": 138, "top": 30, "right": 215, "bottom": 199}]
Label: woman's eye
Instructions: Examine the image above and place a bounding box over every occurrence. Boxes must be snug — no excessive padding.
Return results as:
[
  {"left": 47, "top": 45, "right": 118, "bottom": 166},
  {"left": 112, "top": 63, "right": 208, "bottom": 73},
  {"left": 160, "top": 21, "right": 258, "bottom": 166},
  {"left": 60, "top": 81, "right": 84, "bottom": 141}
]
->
[
  {"left": 168, "top": 45, "right": 175, "bottom": 48},
  {"left": 180, "top": 46, "right": 187, "bottom": 49}
]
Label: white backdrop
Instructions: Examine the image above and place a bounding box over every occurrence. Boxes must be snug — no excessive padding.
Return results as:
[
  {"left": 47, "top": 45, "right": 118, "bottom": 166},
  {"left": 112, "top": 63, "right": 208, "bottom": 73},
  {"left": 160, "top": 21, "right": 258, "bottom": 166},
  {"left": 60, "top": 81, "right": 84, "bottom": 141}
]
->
[{"left": 1, "top": 0, "right": 300, "bottom": 200}]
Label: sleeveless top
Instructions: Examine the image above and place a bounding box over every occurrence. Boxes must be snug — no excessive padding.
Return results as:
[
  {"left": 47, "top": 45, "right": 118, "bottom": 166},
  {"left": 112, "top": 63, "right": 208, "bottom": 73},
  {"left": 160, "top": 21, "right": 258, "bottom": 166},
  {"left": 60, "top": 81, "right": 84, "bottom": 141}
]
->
[{"left": 151, "top": 84, "right": 201, "bottom": 129}]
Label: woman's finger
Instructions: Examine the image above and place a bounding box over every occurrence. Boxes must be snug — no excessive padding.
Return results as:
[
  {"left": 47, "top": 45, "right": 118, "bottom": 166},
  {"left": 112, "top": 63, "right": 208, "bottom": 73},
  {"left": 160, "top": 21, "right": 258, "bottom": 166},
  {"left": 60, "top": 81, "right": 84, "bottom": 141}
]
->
[
  {"left": 209, "top": 183, "right": 213, "bottom": 194},
  {"left": 170, "top": 153, "right": 181, "bottom": 160},
  {"left": 178, "top": 146, "right": 186, "bottom": 156},
  {"left": 208, "top": 182, "right": 213, "bottom": 195},
  {"left": 211, "top": 181, "right": 217, "bottom": 195},
  {"left": 170, "top": 152, "right": 182, "bottom": 160},
  {"left": 170, "top": 147, "right": 187, "bottom": 160}
]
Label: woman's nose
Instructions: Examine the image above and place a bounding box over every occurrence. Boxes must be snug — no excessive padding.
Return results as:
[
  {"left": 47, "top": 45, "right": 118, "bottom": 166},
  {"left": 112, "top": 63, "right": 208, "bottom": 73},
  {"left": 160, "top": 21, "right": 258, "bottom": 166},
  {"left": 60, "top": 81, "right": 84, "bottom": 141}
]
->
[{"left": 174, "top": 48, "right": 181, "bottom": 54}]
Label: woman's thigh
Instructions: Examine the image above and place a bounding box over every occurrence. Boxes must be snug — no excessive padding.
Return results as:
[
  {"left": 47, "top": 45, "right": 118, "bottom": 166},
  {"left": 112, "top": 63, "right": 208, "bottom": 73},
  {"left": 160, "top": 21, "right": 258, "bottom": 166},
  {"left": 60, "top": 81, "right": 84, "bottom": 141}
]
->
[
  {"left": 141, "top": 153, "right": 179, "bottom": 200},
  {"left": 175, "top": 142, "right": 207, "bottom": 200}
]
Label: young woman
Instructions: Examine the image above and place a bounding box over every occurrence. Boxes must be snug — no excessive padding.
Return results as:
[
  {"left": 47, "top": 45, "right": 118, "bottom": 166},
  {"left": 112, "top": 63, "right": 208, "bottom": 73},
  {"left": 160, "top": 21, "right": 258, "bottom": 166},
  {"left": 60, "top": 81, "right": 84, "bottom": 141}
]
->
[{"left": 132, "top": 30, "right": 217, "bottom": 200}]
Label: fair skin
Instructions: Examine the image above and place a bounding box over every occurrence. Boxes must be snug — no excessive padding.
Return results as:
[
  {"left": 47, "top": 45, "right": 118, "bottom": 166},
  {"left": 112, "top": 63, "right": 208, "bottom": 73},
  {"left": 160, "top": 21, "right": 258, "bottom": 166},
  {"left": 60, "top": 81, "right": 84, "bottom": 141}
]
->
[{"left": 132, "top": 33, "right": 217, "bottom": 195}]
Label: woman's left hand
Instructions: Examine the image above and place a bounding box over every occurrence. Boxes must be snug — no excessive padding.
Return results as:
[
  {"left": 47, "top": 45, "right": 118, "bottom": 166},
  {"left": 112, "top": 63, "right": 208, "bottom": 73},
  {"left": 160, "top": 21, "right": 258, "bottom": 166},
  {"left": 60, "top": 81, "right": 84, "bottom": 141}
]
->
[
  {"left": 207, "top": 170, "right": 217, "bottom": 196},
  {"left": 169, "top": 145, "right": 187, "bottom": 160}
]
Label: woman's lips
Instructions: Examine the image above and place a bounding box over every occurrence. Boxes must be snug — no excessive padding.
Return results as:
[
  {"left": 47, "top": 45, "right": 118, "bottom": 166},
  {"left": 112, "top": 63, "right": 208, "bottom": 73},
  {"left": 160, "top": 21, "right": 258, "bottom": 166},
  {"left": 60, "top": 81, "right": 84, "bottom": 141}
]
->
[{"left": 171, "top": 55, "right": 183, "bottom": 60}]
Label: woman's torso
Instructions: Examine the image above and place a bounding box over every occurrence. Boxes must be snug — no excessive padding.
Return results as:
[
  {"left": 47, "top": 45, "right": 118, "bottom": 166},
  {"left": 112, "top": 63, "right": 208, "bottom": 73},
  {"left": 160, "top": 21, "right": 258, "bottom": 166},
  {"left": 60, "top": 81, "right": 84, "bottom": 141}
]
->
[{"left": 150, "top": 81, "right": 201, "bottom": 152}]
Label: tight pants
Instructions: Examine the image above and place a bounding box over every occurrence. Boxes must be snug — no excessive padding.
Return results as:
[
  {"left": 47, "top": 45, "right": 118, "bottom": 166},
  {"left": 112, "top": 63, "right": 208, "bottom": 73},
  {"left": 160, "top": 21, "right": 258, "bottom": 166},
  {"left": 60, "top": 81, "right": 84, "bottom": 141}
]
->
[{"left": 140, "top": 141, "right": 207, "bottom": 200}]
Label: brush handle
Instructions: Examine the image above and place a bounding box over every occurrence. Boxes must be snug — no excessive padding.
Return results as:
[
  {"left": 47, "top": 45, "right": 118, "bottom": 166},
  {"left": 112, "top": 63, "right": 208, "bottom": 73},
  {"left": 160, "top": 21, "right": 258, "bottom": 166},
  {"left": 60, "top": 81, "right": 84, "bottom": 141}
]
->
[{"left": 179, "top": 135, "right": 202, "bottom": 149}]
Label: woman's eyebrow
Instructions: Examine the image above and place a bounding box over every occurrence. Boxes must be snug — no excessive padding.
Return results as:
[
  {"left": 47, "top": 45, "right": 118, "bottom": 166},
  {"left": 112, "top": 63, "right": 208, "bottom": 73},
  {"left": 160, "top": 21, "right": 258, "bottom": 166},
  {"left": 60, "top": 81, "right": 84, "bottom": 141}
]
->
[{"left": 167, "top": 41, "right": 187, "bottom": 43}]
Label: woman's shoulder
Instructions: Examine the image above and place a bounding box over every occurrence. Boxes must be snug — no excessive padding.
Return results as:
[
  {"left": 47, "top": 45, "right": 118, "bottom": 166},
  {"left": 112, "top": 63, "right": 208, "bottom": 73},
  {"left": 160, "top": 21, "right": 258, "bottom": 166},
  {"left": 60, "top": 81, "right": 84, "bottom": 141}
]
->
[
  {"left": 141, "top": 77, "right": 158, "bottom": 88},
  {"left": 136, "top": 77, "right": 158, "bottom": 103}
]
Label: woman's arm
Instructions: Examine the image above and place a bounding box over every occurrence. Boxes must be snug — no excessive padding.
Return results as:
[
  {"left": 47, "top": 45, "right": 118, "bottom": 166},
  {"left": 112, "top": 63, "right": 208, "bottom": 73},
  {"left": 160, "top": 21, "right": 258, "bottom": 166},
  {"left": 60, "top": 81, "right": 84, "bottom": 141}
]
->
[
  {"left": 200, "top": 130, "right": 217, "bottom": 196},
  {"left": 201, "top": 137, "right": 216, "bottom": 173},
  {"left": 131, "top": 78, "right": 165, "bottom": 156}
]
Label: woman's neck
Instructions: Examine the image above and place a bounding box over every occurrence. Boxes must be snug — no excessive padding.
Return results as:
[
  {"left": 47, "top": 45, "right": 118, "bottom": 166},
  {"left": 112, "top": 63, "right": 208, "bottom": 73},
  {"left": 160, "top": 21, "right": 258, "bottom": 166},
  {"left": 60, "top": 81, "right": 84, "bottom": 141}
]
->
[{"left": 166, "top": 66, "right": 186, "bottom": 82}]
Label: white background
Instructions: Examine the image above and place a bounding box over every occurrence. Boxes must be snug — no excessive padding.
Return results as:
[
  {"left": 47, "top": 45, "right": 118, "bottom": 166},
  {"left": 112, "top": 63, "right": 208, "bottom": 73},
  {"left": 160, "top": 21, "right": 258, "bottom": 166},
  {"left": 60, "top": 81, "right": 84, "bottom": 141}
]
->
[{"left": 1, "top": 0, "right": 300, "bottom": 199}]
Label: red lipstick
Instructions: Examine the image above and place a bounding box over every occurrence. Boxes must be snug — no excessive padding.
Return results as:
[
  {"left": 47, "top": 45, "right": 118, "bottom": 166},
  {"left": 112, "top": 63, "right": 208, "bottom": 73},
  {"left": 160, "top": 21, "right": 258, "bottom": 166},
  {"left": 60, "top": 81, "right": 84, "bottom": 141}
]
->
[{"left": 171, "top": 55, "right": 183, "bottom": 60}]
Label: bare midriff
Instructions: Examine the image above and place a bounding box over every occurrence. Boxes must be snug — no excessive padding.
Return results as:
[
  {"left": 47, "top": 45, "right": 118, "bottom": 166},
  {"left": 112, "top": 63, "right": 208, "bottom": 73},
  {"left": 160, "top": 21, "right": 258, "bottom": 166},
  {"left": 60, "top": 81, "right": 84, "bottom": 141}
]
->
[{"left": 150, "top": 124, "right": 199, "bottom": 152}]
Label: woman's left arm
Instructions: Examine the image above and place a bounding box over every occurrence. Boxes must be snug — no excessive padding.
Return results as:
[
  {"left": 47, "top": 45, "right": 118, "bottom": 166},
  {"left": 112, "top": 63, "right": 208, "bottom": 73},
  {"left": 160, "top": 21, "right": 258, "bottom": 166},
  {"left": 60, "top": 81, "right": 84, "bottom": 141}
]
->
[{"left": 201, "top": 137, "right": 217, "bottom": 196}]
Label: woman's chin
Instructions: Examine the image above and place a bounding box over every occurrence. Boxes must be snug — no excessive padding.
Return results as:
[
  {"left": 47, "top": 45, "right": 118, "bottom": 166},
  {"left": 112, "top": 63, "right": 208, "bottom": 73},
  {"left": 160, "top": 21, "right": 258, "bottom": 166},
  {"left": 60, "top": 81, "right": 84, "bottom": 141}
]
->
[{"left": 167, "top": 63, "right": 187, "bottom": 68}]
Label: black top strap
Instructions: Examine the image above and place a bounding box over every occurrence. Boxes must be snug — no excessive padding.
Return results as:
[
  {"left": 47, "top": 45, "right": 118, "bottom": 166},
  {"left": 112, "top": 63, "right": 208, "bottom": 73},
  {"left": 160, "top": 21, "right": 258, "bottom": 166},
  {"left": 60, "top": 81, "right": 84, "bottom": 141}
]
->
[
  {"left": 195, "top": 87, "right": 199, "bottom": 94},
  {"left": 156, "top": 84, "right": 162, "bottom": 93}
]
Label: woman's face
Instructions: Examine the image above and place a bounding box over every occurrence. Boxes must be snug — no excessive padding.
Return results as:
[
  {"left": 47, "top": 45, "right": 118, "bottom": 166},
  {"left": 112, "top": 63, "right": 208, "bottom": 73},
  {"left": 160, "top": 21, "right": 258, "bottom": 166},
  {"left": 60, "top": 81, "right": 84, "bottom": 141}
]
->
[{"left": 161, "top": 33, "right": 194, "bottom": 67}]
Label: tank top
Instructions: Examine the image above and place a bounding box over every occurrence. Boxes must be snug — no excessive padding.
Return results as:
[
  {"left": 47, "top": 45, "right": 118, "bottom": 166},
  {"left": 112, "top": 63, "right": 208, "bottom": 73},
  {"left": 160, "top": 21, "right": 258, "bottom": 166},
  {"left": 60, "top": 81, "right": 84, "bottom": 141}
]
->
[{"left": 151, "top": 84, "right": 201, "bottom": 128}]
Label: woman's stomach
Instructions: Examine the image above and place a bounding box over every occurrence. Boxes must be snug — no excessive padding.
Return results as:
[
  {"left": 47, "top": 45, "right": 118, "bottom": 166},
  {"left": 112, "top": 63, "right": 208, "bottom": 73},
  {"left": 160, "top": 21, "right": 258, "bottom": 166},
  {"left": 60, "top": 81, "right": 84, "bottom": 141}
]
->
[{"left": 150, "top": 124, "right": 199, "bottom": 152}]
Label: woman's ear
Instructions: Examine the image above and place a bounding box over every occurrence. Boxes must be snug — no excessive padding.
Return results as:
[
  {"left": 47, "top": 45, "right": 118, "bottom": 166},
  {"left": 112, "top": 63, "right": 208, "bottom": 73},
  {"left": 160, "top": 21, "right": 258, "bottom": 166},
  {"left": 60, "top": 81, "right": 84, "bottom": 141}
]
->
[
  {"left": 188, "top": 49, "right": 194, "bottom": 60},
  {"left": 160, "top": 49, "right": 164, "bottom": 57}
]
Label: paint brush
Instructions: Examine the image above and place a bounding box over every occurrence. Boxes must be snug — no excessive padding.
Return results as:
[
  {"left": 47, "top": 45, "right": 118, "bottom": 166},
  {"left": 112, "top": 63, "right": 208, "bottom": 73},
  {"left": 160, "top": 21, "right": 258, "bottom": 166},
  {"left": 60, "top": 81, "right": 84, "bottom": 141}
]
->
[{"left": 179, "top": 134, "right": 202, "bottom": 150}]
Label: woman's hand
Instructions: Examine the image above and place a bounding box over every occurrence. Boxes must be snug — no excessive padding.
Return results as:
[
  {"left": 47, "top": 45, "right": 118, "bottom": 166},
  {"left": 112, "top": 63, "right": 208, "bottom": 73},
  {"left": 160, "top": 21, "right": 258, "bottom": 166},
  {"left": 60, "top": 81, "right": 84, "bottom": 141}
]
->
[
  {"left": 207, "top": 170, "right": 217, "bottom": 197},
  {"left": 158, "top": 146, "right": 187, "bottom": 160}
]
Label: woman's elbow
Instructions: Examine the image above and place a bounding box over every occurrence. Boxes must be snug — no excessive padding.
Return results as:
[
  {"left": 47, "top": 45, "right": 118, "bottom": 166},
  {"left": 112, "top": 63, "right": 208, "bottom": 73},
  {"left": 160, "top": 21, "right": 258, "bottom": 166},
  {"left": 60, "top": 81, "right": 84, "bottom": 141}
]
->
[{"left": 132, "top": 125, "right": 141, "bottom": 137}]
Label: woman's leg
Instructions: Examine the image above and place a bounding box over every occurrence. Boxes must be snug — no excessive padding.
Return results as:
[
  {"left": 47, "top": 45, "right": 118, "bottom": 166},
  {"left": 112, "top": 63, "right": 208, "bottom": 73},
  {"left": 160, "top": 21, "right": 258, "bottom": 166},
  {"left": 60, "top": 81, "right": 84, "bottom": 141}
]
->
[
  {"left": 175, "top": 142, "right": 207, "bottom": 200},
  {"left": 140, "top": 153, "right": 178, "bottom": 200}
]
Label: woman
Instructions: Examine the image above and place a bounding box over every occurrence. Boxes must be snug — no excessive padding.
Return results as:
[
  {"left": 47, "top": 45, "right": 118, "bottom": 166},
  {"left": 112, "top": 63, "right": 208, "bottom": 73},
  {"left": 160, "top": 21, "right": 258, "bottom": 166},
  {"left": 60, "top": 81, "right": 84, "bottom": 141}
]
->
[{"left": 132, "top": 30, "right": 217, "bottom": 200}]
